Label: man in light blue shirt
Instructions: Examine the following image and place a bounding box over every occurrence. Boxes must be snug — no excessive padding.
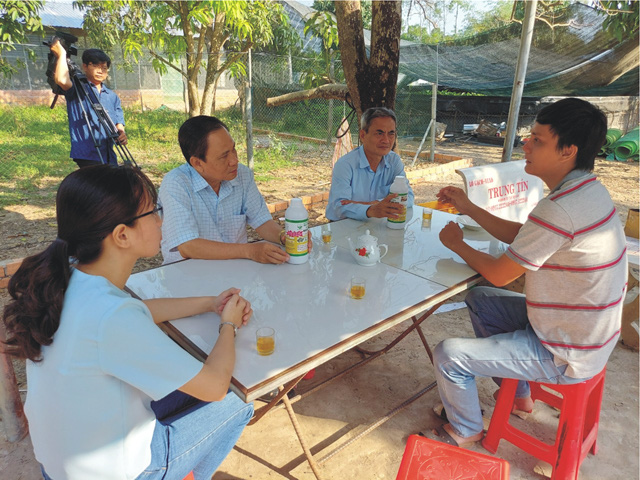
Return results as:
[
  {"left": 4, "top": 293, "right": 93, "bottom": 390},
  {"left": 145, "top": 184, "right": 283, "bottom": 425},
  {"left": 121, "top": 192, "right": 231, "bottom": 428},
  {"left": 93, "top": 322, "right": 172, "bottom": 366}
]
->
[
  {"left": 159, "top": 116, "right": 289, "bottom": 264},
  {"left": 50, "top": 42, "right": 127, "bottom": 168},
  {"left": 326, "top": 107, "right": 414, "bottom": 221}
]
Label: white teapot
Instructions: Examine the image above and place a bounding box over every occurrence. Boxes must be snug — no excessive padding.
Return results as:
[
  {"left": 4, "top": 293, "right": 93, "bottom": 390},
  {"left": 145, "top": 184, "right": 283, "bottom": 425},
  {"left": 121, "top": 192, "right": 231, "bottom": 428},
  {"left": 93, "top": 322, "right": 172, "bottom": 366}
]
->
[{"left": 347, "top": 230, "right": 388, "bottom": 266}]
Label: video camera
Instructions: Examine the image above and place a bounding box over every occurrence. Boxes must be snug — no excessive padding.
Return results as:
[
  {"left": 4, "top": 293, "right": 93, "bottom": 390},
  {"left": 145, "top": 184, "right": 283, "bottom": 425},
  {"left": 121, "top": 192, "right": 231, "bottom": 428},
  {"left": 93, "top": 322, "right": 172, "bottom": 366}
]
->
[{"left": 43, "top": 31, "right": 80, "bottom": 95}]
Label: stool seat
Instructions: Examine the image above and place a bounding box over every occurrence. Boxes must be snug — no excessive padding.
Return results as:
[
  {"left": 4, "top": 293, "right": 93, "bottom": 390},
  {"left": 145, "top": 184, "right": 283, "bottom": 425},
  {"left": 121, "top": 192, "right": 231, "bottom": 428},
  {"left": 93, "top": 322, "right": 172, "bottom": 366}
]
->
[
  {"left": 396, "top": 434, "right": 509, "bottom": 480},
  {"left": 482, "top": 368, "right": 607, "bottom": 480}
]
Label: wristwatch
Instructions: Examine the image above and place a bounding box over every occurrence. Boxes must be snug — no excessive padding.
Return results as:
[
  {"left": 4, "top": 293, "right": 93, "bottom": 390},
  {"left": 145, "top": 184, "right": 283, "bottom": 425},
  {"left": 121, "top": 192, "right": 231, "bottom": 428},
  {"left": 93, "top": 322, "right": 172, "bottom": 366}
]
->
[{"left": 218, "top": 322, "right": 238, "bottom": 337}]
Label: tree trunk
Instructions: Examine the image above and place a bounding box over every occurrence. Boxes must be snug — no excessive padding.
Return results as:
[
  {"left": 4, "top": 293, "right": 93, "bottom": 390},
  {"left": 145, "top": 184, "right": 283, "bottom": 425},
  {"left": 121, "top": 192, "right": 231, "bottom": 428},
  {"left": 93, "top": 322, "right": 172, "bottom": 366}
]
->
[
  {"left": 186, "top": 72, "right": 200, "bottom": 117},
  {"left": 368, "top": 1, "right": 401, "bottom": 110},
  {"left": 210, "top": 74, "right": 221, "bottom": 114},
  {"left": 201, "top": 11, "right": 228, "bottom": 116},
  {"left": 334, "top": 1, "right": 366, "bottom": 120},
  {"left": 335, "top": 1, "right": 401, "bottom": 124},
  {"left": 178, "top": 1, "right": 204, "bottom": 117},
  {"left": 201, "top": 63, "right": 222, "bottom": 116}
]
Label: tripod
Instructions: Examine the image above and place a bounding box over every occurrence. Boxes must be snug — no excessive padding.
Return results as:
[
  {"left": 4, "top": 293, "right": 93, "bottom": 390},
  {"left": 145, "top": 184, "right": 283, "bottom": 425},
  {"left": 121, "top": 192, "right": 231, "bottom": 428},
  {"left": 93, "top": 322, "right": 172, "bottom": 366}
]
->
[{"left": 65, "top": 62, "right": 138, "bottom": 167}]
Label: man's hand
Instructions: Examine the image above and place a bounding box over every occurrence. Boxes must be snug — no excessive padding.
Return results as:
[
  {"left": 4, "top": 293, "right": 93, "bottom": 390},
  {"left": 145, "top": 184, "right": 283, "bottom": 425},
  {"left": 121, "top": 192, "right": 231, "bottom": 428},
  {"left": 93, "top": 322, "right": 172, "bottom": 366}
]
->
[
  {"left": 279, "top": 230, "right": 313, "bottom": 253},
  {"left": 436, "top": 187, "right": 474, "bottom": 215},
  {"left": 366, "top": 193, "right": 404, "bottom": 218},
  {"left": 248, "top": 242, "right": 289, "bottom": 264},
  {"left": 306, "top": 230, "right": 313, "bottom": 252},
  {"left": 116, "top": 124, "right": 128, "bottom": 145},
  {"left": 439, "top": 221, "right": 465, "bottom": 250},
  {"left": 50, "top": 39, "right": 72, "bottom": 90},
  {"left": 50, "top": 39, "right": 65, "bottom": 58},
  {"left": 213, "top": 288, "right": 252, "bottom": 325}
]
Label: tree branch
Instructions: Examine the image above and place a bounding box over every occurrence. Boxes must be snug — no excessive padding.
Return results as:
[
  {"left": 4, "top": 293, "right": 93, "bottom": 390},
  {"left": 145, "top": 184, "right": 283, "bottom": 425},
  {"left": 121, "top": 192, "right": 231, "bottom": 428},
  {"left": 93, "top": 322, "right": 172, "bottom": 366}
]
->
[
  {"left": 217, "top": 43, "right": 249, "bottom": 74},
  {"left": 266, "top": 84, "right": 350, "bottom": 107},
  {"left": 149, "top": 49, "right": 185, "bottom": 78}
]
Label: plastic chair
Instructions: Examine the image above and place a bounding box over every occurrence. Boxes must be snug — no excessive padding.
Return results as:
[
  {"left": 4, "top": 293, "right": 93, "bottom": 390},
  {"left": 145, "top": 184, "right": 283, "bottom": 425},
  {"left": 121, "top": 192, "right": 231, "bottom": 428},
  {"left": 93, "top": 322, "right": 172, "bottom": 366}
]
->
[
  {"left": 482, "top": 368, "right": 607, "bottom": 480},
  {"left": 396, "top": 434, "right": 509, "bottom": 480}
]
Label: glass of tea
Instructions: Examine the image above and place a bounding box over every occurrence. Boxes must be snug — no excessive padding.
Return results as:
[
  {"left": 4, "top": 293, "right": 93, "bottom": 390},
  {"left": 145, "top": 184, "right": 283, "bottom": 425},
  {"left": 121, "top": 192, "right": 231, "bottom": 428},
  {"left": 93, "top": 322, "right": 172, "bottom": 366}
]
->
[
  {"left": 422, "top": 207, "right": 433, "bottom": 228},
  {"left": 256, "top": 327, "right": 275, "bottom": 356},
  {"left": 350, "top": 276, "right": 366, "bottom": 300},
  {"left": 321, "top": 224, "right": 332, "bottom": 244}
]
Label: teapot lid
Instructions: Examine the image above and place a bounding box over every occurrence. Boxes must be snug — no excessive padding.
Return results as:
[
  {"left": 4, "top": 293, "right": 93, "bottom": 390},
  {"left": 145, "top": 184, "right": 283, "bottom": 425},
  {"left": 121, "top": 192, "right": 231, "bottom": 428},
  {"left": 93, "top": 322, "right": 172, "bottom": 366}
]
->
[{"left": 358, "top": 229, "right": 378, "bottom": 244}]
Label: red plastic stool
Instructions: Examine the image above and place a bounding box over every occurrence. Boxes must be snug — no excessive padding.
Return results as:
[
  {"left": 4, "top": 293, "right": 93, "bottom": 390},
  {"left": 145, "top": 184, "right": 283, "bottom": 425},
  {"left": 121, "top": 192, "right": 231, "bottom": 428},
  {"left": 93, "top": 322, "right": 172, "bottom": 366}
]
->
[
  {"left": 482, "top": 368, "right": 607, "bottom": 480},
  {"left": 396, "top": 434, "right": 510, "bottom": 479}
]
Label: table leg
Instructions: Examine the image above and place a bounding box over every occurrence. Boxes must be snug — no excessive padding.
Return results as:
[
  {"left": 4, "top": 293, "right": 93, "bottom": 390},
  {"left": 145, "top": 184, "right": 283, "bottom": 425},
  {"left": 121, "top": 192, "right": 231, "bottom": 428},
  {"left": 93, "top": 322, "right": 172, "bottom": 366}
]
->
[
  {"left": 0, "top": 323, "right": 28, "bottom": 442},
  {"left": 281, "top": 391, "right": 325, "bottom": 480},
  {"left": 354, "top": 300, "right": 444, "bottom": 361},
  {"left": 249, "top": 375, "right": 304, "bottom": 426},
  {"left": 412, "top": 316, "right": 433, "bottom": 364}
]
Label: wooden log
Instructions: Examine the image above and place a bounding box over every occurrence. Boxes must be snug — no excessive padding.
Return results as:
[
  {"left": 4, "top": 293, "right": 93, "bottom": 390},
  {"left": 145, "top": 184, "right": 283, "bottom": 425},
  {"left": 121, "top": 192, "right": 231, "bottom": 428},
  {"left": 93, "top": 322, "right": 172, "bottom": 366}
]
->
[{"left": 266, "top": 84, "right": 349, "bottom": 107}]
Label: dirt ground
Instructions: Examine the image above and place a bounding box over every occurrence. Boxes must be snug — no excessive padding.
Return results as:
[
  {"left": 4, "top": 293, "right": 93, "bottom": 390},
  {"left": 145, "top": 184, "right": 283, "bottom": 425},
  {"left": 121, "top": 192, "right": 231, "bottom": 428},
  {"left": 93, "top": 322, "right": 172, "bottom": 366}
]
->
[{"left": 0, "top": 139, "right": 638, "bottom": 479}]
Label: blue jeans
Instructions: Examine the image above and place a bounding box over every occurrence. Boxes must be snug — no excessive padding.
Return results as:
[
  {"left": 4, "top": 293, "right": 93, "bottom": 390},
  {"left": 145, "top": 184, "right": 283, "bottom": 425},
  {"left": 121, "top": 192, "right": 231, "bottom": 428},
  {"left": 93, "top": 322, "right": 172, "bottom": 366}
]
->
[
  {"left": 41, "top": 390, "right": 253, "bottom": 480},
  {"left": 433, "top": 286, "right": 587, "bottom": 439}
]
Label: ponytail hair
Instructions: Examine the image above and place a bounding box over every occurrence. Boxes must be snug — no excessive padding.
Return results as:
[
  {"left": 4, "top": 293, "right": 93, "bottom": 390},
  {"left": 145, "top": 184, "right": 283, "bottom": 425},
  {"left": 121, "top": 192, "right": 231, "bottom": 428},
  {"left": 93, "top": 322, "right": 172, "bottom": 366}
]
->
[{"left": 2, "top": 165, "right": 157, "bottom": 361}]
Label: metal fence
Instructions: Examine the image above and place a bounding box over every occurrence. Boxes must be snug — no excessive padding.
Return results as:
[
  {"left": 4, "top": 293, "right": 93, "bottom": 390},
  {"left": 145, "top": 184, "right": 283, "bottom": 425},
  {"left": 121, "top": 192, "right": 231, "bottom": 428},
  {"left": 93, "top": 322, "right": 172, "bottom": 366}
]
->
[{"left": 0, "top": 44, "right": 544, "bottom": 183}]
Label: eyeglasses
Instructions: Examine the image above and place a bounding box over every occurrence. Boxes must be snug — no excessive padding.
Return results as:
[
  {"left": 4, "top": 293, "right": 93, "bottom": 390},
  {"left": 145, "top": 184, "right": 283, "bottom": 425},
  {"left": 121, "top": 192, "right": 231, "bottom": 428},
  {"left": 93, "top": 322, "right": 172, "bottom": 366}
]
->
[
  {"left": 372, "top": 130, "right": 396, "bottom": 139},
  {"left": 126, "top": 205, "right": 163, "bottom": 224},
  {"left": 88, "top": 63, "right": 109, "bottom": 72}
]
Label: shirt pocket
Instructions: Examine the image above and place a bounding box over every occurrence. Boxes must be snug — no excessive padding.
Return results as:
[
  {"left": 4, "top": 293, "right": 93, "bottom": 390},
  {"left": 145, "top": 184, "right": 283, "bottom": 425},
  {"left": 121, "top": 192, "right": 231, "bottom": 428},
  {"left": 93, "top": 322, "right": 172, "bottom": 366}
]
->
[{"left": 225, "top": 214, "right": 248, "bottom": 243}]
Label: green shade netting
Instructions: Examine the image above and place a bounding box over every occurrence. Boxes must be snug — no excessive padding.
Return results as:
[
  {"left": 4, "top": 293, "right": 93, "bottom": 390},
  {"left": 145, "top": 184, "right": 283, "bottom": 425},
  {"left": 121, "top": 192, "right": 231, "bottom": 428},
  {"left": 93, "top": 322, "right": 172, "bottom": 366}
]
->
[
  {"left": 397, "top": 3, "right": 639, "bottom": 97},
  {"left": 611, "top": 127, "right": 640, "bottom": 160},
  {"left": 600, "top": 129, "right": 623, "bottom": 154}
]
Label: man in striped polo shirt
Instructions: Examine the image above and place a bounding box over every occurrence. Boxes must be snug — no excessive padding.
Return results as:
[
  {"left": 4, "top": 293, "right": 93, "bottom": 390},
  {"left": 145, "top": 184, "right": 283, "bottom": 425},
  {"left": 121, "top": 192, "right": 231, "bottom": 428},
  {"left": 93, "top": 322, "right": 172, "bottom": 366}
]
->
[{"left": 430, "top": 98, "right": 627, "bottom": 447}]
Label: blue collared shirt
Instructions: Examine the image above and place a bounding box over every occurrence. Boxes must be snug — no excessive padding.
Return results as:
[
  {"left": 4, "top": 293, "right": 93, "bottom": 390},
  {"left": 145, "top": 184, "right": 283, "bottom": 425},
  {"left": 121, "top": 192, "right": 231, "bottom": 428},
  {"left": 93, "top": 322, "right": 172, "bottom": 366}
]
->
[
  {"left": 63, "top": 82, "right": 125, "bottom": 164},
  {"left": 159, "top": 162, "right": 273, "bottom": 264},
  {"left": 326, "top": 146, "right": 414, "bottom": 221}
]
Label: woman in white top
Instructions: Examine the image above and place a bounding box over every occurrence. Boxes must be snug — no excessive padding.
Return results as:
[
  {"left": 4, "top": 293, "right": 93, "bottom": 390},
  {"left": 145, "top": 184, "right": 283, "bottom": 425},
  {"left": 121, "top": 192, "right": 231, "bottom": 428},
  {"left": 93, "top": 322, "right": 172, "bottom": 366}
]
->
[{"left": 3, "top": 165, "right": 254, "bottom": 480}]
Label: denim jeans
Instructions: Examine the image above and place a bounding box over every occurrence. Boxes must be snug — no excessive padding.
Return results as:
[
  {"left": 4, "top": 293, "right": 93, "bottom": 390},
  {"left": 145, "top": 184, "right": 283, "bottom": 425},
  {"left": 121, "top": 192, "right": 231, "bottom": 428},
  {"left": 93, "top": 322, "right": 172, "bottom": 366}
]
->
[
  {"left": 433, "top": 286, "right": 586, "bottom": 439},
  {"left": 41, "top": 390, "right": 253, "bottom": 480}
]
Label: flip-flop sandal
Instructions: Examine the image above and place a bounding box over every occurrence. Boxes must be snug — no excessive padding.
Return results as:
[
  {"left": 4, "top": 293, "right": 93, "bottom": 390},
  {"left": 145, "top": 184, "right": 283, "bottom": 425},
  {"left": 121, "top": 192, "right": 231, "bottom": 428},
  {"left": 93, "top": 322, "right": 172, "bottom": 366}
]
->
[
  {"left": 432, "top": 402, "right": 449, "bottom": 421},
  {"left": 433, "top": 402, "right": 486, "bottom": 422},
  {"left": 419, "top": 424, "right": 479, "bottom": 448},
  {"left": 512, "top": 408, "right": 533, "bottom": 420}
]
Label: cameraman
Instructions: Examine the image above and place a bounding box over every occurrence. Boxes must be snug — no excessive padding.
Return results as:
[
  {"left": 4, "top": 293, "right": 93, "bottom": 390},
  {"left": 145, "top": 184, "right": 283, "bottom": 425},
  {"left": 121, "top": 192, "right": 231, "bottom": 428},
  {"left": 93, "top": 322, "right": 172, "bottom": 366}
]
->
[{"left": 50, "top": 40, "right": 127, "bottom": 168}]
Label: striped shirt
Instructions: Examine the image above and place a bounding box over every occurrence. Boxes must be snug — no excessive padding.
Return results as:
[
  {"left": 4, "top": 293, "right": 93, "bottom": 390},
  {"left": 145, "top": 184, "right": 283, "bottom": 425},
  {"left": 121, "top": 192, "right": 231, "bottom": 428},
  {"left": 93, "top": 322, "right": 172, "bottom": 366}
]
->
[
  {"left": 506, "top": 170, "right": 627, "bottom": 378},
  {"left": 159, "top": 163, "right": 272, "bottom": 264}
]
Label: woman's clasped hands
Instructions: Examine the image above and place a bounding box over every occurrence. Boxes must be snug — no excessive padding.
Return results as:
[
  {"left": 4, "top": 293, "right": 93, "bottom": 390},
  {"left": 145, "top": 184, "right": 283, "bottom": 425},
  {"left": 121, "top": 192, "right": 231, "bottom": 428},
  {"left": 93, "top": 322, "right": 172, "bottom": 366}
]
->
[{"left": 213, "top": 288, "right": 253, "bottom": 330}]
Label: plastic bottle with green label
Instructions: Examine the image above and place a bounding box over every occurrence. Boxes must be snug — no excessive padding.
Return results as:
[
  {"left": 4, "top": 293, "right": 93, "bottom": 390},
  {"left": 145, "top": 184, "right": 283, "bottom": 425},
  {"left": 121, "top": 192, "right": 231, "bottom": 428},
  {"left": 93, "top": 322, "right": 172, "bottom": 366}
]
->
[
  {"left": 284, "top": 198, "right": 309, "bottom": 264},
  {"left": 387, "top": 175, "right": 408, "bottom": 229}
]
